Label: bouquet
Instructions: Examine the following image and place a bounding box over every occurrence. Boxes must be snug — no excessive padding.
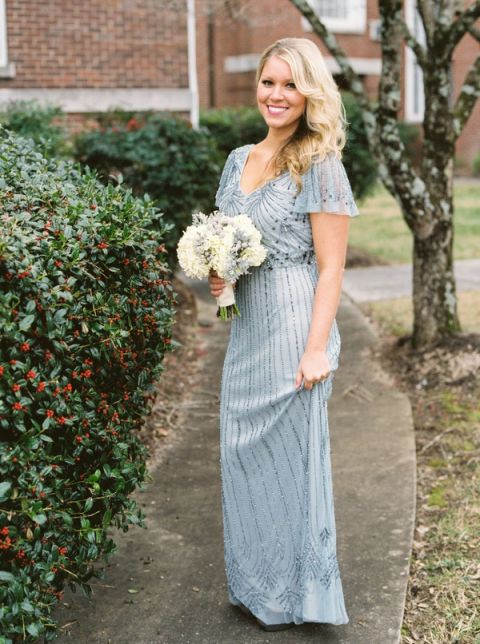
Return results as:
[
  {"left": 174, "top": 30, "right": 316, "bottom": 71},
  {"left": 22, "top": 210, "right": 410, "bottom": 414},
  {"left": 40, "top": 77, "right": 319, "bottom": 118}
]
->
[{"left": 176, "top": 210, "right": 267, "bottom": 320}]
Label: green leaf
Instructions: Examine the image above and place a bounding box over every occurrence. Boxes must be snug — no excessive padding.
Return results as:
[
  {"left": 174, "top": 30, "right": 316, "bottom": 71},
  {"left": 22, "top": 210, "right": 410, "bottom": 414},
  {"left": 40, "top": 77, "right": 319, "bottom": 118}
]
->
[
  {"left": 18, "top": 314, "right": 35, "bottom": 331},
  {"left": 0, "top": 571, "right": 15, "bottom": 582},
  {"left": 102, "top": 508, "right": 112, "bottom": 528},
  {"left": 26, "top": 622, "right": 41, "bottom": 637},
  {"left": 31, "top": 513, "right": 47, "bottom": 525},
  {"left": 0, "top": 481, "right": 12, "bottom": 501}
]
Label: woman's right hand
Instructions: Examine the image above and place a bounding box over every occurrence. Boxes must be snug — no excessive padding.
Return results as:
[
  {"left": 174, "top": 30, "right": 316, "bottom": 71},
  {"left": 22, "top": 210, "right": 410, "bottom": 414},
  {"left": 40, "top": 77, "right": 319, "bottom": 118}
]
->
[{"left": 208, "top": 269, "right": 226, "bottom": 298}]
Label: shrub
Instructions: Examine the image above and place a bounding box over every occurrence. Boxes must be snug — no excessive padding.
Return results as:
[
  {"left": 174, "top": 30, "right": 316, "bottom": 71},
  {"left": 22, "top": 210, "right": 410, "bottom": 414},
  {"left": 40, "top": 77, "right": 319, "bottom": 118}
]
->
[
  {"left": 0, "top": 100, "right": 70, "bottom": 159},
  {"left": 341, "top": 92, "right": 378, "bottom": 200},
  {"left": 0, "top": 128, "right": 177, "bottom": 642},
  {"left": 73, "top": 112, "right": 222, "bottom": 270},
  {"left": 472, "top": 152, "right": 480, "bottom": 177},
  {"left": 200, "top": 106, "right": 268, "bottom": 157}
]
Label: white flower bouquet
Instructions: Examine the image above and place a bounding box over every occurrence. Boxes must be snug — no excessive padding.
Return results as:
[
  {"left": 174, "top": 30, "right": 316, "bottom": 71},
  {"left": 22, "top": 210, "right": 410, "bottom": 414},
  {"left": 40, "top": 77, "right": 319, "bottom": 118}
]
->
[{"left": 176, "top": 210, "right": 268, "bottom": 320}]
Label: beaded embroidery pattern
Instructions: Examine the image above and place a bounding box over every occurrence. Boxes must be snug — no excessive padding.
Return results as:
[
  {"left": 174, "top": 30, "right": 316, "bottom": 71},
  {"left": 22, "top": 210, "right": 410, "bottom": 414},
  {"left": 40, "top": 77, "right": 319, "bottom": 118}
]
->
[{"left": 216, "top": 144, "right": 359, "bottom": 626}]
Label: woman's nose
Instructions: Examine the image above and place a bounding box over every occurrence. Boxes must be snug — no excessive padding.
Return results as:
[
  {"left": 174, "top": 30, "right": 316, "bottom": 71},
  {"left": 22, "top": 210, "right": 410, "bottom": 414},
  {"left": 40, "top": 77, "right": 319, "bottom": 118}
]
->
[{"left": 269, "top": 84, "right": 284, "bottom": 100}]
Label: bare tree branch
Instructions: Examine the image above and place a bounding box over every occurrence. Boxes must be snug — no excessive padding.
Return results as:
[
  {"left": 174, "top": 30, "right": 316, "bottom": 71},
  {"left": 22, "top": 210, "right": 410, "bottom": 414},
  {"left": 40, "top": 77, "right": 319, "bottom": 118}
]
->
[
  {"left": 377, "top": 0, "right": 433, "bottom": 233},
  {"left": 446, "top": 0, "right": 480, "bottom": 53},
  {"left": 468, "top": 25, "right": 480, "bottom": 41},
  {"left": 399, "top": 17, "right": 428, "bottom": 69},
  {"left": 416, "top": 0, "right": 435, "bottom": 46},
  {"left": 452, "top": 53, "right": 480, "bottom": 139}
]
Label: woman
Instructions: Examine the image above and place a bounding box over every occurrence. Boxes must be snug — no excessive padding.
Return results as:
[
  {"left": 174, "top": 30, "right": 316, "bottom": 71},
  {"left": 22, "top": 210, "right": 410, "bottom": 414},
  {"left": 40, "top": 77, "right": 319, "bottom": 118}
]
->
[{"left": 209, "top": 37, "right": 359, "bottom": 631}]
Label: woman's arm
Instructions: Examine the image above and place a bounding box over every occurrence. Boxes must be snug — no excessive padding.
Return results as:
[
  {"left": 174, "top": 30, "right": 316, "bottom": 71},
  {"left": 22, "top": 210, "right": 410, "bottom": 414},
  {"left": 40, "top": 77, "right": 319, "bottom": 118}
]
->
[{"left": 294, "top": 212, "right": 350, "bottom": 391}]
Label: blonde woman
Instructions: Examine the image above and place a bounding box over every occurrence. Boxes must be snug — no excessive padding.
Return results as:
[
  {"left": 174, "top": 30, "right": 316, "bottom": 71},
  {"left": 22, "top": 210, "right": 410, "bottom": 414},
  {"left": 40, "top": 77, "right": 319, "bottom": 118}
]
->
[{"left": 209, "top": 37, "right": 359, "bottom": 631}]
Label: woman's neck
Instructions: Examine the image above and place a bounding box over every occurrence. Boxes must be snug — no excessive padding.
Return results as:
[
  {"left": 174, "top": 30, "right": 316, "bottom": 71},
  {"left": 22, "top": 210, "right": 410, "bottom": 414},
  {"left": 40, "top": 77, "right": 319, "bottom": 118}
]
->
[{"left": 261, "top": 125, "right": 297, "bottom": 152}]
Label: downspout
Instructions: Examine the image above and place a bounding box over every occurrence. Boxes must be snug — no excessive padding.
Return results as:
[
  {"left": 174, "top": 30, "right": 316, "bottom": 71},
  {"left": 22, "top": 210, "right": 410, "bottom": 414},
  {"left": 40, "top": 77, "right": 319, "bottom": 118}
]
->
[{"left": 187, "top": 0, "right": 199, "bottom": 129}]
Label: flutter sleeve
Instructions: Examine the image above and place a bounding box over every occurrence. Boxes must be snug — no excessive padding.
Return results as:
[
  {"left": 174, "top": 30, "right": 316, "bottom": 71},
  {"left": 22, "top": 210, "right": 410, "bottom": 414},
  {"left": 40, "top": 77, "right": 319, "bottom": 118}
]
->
[
  {"left": 292, "top": 152, "right": 359, "bottom": 217},
  {"left": 215, "top": 148, "right": 237, "bottom": 209}
]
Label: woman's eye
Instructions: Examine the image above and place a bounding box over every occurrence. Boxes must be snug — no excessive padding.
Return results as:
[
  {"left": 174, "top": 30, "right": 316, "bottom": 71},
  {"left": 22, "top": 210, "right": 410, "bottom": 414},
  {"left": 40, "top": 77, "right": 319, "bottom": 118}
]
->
[
  {"left": 286, "top": 83, "right": 296, "bottom": 89},
  {"left": 262, "top": 80, "right": 272, "bottom": 86}
]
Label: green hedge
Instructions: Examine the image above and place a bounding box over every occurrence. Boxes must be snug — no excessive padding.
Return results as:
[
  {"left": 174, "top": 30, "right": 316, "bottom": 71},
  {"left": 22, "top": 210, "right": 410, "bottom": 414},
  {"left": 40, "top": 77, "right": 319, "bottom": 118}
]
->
[
  {"left": 0, "top": 100, "right": 70, "bottom": 159},
  {"left": 200, "top": 106, "right": 268, "bottom": 157},
  {"left": 73, "top": 112, "right": 222, "bottom": 270},
  {"left": 0, "top": 128, "right": 177, "bottom": 642}
]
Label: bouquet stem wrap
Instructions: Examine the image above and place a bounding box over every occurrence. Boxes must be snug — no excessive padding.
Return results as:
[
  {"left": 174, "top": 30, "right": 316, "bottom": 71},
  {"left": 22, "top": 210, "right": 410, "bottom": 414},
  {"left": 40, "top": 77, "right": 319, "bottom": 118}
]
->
[{"left": 216, "top": 282, "right": 240, "bottom": 320}]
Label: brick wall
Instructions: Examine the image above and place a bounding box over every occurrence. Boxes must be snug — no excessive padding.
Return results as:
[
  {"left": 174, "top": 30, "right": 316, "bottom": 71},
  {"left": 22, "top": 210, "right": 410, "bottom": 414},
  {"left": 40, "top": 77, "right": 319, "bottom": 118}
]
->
[{"left": 1, "top": 0, "right": 188, "bottom": 89}]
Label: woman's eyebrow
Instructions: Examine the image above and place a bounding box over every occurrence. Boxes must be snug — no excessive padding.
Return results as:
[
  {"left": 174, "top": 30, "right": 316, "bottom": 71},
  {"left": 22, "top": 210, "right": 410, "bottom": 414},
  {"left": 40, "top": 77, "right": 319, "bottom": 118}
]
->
[{"left": 261, "top": 75, "right": 295, "bottom": 82}]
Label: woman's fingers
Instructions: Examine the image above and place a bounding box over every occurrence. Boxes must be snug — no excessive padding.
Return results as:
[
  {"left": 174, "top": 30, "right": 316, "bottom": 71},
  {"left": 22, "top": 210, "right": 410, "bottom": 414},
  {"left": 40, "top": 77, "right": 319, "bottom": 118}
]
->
[
  {"left": 208, "top": 274, "right": 226, "bottom": 297},
  {"left": 295, "top": 367, "right": 303, "bottom": 390}
]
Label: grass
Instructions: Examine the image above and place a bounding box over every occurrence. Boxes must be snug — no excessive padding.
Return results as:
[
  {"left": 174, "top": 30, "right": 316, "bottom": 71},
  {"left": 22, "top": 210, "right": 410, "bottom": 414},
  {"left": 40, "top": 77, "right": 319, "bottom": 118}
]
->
[
  {"left": 350, "top": 180, "right": 480, "bottom": 264},
  {"left": 360, "top": 291, "right": 480, "bottom": 339}
]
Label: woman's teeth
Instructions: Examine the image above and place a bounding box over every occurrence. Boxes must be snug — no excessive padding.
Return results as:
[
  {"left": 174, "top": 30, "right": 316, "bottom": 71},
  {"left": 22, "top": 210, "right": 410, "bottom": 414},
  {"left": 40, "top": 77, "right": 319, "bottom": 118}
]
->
[{"left": 267, "top": 106, "right": 288, "bottom": 114}]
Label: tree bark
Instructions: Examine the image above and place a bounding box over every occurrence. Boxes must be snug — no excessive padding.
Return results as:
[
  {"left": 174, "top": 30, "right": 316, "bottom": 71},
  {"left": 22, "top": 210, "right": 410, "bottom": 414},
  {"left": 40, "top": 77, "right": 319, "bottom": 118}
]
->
[{"left": 412, "top": 212, "right": 458, "bottom": 346}]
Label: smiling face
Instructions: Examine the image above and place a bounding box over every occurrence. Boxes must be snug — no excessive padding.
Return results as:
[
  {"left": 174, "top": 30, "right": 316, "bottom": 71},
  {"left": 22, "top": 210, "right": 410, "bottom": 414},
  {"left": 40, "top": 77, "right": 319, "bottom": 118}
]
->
[{"left": 256, "top": 55, "right": 307, "bottom": 137}]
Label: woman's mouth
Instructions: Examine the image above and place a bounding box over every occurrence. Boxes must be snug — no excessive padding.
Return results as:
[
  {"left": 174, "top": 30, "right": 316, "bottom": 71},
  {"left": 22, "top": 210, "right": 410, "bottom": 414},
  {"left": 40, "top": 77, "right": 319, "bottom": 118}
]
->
[{"left": 267, "top": 105, "right": 289, "bottom": 115}]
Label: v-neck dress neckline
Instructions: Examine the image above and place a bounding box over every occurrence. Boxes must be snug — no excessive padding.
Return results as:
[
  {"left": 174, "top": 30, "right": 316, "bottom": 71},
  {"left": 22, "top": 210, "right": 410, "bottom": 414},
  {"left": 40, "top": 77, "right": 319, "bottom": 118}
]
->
[{"left": 238, "top": 144, "right": 289, "bottom": 198}]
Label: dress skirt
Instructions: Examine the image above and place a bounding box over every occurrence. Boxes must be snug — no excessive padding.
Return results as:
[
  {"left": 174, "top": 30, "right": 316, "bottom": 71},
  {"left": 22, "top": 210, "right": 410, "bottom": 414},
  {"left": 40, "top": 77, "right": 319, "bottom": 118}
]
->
[{"left": 219, "top": 260, "right": 349, "bottom": 626}]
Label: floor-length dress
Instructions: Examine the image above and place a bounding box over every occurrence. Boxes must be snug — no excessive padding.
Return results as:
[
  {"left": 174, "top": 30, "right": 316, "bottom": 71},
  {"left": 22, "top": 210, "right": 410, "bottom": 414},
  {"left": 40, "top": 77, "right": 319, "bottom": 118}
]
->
[{"left": 216, "top": 144, "right": 359, "bottom": 626}]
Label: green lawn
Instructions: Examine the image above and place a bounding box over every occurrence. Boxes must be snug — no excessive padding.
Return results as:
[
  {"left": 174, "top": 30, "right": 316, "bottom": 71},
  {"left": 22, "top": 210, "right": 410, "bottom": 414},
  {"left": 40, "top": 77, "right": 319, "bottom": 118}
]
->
[{"left": 350, "top": 180, "right": 480, "bottom": 264}]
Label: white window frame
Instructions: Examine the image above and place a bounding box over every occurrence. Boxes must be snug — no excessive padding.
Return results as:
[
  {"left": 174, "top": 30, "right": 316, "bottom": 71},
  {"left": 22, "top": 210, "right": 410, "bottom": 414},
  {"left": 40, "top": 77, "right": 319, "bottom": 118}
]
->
[
  {"left": 405, "top": 0, "right": 425, "bottom": 123},
  {"left": 0, "top": 0, "right": 8, "bottom": 68},
  {"left": 301, "top": 0, "right": 367, "bottom": 35}
]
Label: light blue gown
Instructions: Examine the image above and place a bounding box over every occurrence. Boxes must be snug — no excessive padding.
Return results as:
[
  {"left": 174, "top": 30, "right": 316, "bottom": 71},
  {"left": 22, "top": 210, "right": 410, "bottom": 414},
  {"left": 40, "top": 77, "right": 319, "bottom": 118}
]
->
[{"left": 215, "top": 143, "right": 359, "bottom": 626}]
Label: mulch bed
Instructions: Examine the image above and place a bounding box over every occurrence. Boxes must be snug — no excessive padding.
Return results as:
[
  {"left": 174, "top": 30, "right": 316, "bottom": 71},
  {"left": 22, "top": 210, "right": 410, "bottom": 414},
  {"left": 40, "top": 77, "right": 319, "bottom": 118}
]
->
[
  {"left": 135, "top": 275, "right": 201, "bottom": 464},
  {"left": 370, "top": 331, "right": 480, "bottom": 643}
]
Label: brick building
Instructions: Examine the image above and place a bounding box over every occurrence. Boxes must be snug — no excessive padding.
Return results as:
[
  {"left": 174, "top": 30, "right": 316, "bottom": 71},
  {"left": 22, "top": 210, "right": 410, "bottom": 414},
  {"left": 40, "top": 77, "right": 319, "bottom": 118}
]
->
[
  {"left": 196, "top": 0, "right": 480, "bottom": 167},
  {"left": 0, "top": 0, "right": 195, "bottom": 121},
  {"left": 0, "top": 1, "right": 478, "bottom": 166}
]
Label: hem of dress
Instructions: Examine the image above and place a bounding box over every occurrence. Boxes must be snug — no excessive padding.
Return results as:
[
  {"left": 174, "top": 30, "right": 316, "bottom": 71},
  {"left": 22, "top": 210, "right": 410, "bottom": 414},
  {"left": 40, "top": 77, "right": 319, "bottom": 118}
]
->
[{"left": 227, "top": 587, "right": 349, "bottom": 627}]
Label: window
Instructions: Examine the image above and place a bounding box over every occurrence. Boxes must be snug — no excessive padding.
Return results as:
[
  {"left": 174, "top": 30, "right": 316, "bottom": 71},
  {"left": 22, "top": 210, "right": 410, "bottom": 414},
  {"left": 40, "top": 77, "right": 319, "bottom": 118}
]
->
[
  {"left": 301, "top": 0, "right": 367, "bottom": 34},
  {"left": 405, "top": 0, "right": 425, "bottom": 122},
  {"left": 0, "top": 0, "right": 7, "bottom": 68}
]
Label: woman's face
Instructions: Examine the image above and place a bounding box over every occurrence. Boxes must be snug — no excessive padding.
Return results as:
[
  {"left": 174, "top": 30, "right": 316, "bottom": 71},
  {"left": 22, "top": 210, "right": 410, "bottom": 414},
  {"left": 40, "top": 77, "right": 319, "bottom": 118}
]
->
[{"left": 256, "top": 55, "right": 307, "bottom": 135}]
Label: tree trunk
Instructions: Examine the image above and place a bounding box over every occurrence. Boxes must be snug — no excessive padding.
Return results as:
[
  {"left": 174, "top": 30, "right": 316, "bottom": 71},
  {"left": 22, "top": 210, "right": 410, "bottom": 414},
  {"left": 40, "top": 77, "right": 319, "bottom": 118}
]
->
[{"left": 412, "top": 203, "right": 460, "bottom": 347}]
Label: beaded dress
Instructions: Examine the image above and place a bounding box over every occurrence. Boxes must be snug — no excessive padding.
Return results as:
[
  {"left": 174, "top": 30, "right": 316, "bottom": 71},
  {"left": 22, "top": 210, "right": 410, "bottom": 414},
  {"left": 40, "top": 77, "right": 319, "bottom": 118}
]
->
[{"left": 216, "top": 143, "right": 359, "bottom": 626}]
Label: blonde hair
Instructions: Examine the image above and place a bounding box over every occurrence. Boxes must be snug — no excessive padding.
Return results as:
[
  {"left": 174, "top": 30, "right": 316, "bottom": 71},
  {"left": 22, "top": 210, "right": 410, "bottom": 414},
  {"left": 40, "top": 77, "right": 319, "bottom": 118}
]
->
[{"left": 255, "top": 37, "right": 346, "bottom": 191}]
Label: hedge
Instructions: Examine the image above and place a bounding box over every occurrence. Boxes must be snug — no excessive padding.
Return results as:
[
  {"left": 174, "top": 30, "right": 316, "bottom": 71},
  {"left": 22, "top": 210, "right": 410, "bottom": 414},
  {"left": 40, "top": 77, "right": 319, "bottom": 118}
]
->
[
  {"left": 0, "top": 128, "right": 177, "bottom": 642},
  {"left": 0, "top": 99, "right": 70, "bottom": 159},
  {"left": 73, "top": 112, "right": 222, "bottom": 270}
]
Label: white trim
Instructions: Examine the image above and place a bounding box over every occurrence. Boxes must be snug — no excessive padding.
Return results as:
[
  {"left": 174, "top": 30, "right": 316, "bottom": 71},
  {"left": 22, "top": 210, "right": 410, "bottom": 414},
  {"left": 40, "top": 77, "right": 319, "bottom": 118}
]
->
[
  {"left": 369, "top": 19, "right": 382, "bottom": 42},
  {"left": 405, "top": 0, "right": 425, "bottom": 123},
  {"left": 301, "top": 0, "right": 366, "bottom": 34},
  {"left": 224, "top": 54, "right": 381, "bottom": 76},
  {"left": 224, "top": 54, "right": 263, "bottom": 74},
  {"left": 187, "top": 0, "right": 199, "bottom": 129},
  {"left": 0, "top": 0, "right": 8, "bottom": 68},
  {"left": 0, "top": 88, "right": 193, "bottom": 113}
]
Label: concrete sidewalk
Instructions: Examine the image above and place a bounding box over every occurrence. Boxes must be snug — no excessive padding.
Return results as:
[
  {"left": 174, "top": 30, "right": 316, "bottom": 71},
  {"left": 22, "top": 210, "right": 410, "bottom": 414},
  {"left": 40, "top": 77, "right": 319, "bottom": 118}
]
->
[
  {"left": 343, "top": 258, "right": 480, "bottom": 303},
  {"left": 55, "top": 277, "right": 416, "bottom": 644}
]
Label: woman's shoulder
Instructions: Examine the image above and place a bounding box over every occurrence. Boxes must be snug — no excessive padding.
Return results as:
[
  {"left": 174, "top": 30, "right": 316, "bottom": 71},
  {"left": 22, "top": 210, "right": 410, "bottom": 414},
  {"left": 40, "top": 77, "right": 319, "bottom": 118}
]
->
[
  {"left": 294, "top": 150, "right": 359, "bottom": 216},
  {"left": 228, "top": 143, "right": 254, "bottom": 160}
]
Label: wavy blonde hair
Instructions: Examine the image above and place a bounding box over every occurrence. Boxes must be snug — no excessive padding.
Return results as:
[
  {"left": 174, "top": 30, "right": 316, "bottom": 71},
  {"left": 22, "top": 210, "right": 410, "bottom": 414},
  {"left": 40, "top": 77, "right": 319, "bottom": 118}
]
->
[{"left": 255, "top": 37, "right": 346, "bottom": 191}]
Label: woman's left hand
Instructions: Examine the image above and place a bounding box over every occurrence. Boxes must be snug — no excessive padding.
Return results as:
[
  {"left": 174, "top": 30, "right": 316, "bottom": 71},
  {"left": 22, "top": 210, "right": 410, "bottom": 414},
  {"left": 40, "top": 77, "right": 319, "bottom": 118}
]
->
[{"left": 295, "top": 349, "right": 331, "bottom": 390}]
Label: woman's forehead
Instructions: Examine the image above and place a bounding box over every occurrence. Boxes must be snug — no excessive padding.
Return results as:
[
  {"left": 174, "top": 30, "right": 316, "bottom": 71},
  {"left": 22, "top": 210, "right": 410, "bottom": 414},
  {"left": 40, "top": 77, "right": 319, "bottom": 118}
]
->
[{"left": 261, "top": 55, "right": 293, "bottom": 80}]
